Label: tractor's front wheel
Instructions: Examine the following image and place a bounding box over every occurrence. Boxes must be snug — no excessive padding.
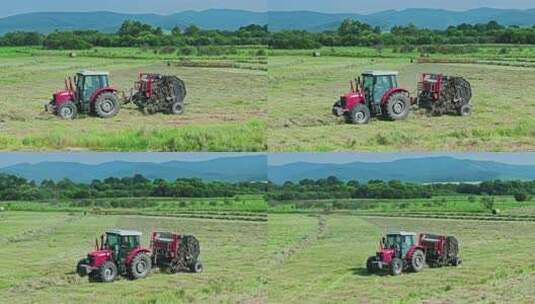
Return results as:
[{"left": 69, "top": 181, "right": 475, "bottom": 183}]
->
[
  {"left": 410, "top": 249, "right": 425, "bottom": 272},
  {"left": 98, "top": 261, "right": 118, "bottom": 283},
  {"left": 346, "top": 104, "right": 370, "bottom": 124},
  {"left": 384, "top": 92, "right": 410, "bottom": 121},
  {"left": 128, "top": 253, "right": 152, "bottom": 280},
  {"left": 57, "top": 101, "right": 77, "bottom": 120},
  {"left": 390, "top": 258, "right": 403, "bottom": 276},
  {"left": 94, "top": 92, "right": 120, "bottom": 119},
  {"left": 366, "top": 256, "right": 378, "bottom": 273}
]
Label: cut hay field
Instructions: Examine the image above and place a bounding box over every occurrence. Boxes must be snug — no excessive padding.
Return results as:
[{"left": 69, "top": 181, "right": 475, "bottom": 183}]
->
[
  {"left": 0, "top": 47, "right": 267, "bottom": 151},
  {"left": 268, "top": 46, "right": 535, "bottom": 151},
  {"left": 0, "top": 211, "right": 268, "bottom": 303},
  {"left": 268, "top": 213, "right": 535, "bottom": 304}
]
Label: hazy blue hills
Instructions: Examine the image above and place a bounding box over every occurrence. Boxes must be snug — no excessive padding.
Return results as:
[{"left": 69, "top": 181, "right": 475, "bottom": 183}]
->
[
  {"left": 268, "top": 157, "right": 535, "bottom": 184},
  {"left": 0, "top": 155, "right": 267, "bottom": 183},
  {"left": 1, "top": 8, "right": 535, "bottom": 34}
]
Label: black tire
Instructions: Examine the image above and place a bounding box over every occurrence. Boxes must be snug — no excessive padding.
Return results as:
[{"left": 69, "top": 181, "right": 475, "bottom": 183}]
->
[
  {"left": 390, "top": 258, "right": 403, "bottom": 276},
  {"left": 98, "top": 261, "right": 118, "bottom": 283},
  {"left": 94, "top": 92, "right": 120, "bottom": 119},
  {"left": 410, "top": 250, "right": 425, "bottom": 273},
  {"left": 76, "top": 259, "right": 88, "bottom": 277},
  {"left": 366, "top": 256, "right": 378, "bottom": 273},
  {"left": 169, "top": 101, "right": 184, "bottom": 115},
  {"left": 347, "top": 104, "right": 370, "bottom": 124},
  {"left": 57, "top": 101, "right": 77, "bottom": 120},
  {"left": 383, "top": 92, "right": 410, "bottom": 120},
  {"left": 190, "top": 260, "right": 203, "bottom": 273},
  {"left": 128, "top": 253, "right": 152, "bottom": 280},
  {"left": 458, "top": 104, "right": 472, "bottom": 117},
  {"left": 451, "top": 257, "right": 462, "bottom": 267}
]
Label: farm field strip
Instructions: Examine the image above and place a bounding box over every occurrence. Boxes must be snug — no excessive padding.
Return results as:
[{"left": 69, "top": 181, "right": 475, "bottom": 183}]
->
[
  {"left": 268, "top": 52, "right": 535, "bottom": 151},
  {"left": 268, "top": 214, "right": 535, "bottom": 304},
  {"left": 0, "top": 212, "right": 268, "bottom": 303}
]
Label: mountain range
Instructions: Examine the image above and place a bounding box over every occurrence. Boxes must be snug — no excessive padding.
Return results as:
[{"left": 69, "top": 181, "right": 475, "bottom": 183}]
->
[
  {"left": 1, "top": 8, "right": 535, "bottom": 34},
  {"left": 0, "top": 155, "right": 267, "bottom": 183},
  {"left": 268, "top": 157, "right": 535, "bottom": 184}
]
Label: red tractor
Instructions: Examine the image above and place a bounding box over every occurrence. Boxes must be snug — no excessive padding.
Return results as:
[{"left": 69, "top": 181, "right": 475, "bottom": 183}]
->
[
  {"left": 76, "top": 230, "right": 152, "bottom": 282},
  {"left": 151, "top": 231, "right": 203, "bottom": 274},
  {"left": 416, "top": 73, "right": 473, "bottom": 116},
  {"left": 366, "top": 231, "right": 461, "bottom": 276},
  {"left": 332, "top": 71, "right": 411, "bottom": 124},
  {"left": 47, "top": 71, "right": 121, "bottom": 119}
]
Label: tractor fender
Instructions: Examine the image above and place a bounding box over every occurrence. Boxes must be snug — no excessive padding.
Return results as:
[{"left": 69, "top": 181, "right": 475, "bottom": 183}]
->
[
  {"left": 125, "top": 248, "right": 151, "bottom": 266},
  {"left": 380, "top": 88, "right": 410, "bottom": 105},
  {"left": 405, "top": 245, "right": 425, "bottom": 261},
  {"left": 89, "top": 87, "right": 118, "bottom": 103}
]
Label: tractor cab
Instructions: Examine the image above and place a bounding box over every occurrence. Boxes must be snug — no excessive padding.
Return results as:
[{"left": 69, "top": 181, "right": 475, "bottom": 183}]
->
[
  {"left": 382, "top": 231, "right": 417, "bottom": 259},
  {"left": 74, "top": 71, "right": 110, "bottom": 110},
  {"left": 103, "top": 229, "right": 142, "bottom": 260},
  {"left": 361, "top": 71, "right": 400, "bottom": 105}
]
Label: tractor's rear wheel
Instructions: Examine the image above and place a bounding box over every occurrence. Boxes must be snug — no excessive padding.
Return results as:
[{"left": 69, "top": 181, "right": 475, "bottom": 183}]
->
[
  {"left": 98, "top": 261, "right": 118, "bottom": 283},
  {"left": 410, "top": 250, "right": 425, "bottom": 272},
  {"left": 169, "top": 101, "right": 184, "bottom": 115},
  {"left": 57, "top": 101, "right": 77, "bottom": 120},
  {"left": 366, "top": 256, "right": 378, "bottom": 273},
  {"left": 94, "top": 92, "right": 120, "bottom": 119},
  {"left": 190, "top": 260, "right": 203, "bottom": 273},
  {"left": 346, "top": 104, "right": 370, "bottom": 124},
  {"left": 384, "top": 92, "right": 410, "bottom": 121},
  {"left": 390, "top": 258, "right": 403, "bottom": 276},
  {"left": 128, "top": 253, "right": 152, "bottom": 280}
]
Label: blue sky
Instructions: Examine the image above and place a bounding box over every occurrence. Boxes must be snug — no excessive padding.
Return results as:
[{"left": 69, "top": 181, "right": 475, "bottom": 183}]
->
[
  {"left": 1, "top": 0, "right": 533, "bottom": 17},
  {"left": 0, "top": 0, "right": 266, "bottom": 17},
  {"left": 268, "top": 153, "right": 535, "bottom": 166},
  {"left": 0, "top": 153, "right": 263, "bottom": 167}
]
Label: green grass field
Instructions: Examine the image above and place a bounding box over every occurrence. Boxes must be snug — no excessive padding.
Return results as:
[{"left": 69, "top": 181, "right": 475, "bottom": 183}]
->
[
  {"left": 0, "top": 211, "right": 268, "bottom": 303},
  {"left": 268, "top": 213, "right": 535, "bottom": 304},
  {"left": 268, "top": 45, "right": 535, "bottom": 151},
  {"left": 0, "top": 47, "right": 267, "bottom": 151}
]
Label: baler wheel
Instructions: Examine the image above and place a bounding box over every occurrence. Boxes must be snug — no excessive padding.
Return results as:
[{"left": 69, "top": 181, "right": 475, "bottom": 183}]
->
[
  {"left": 390, "top": 258, "right": 403, "bottom": 276},
  {"left": 410, "top": 250, "right": 425, "bottom": 272},
  {"left": 458, "top": 104, "right": 472, "bottom": 117},
  {"left": 57, "top": 101, "right": 77, "bottom": 120},
  {"left": 190, "top": 260, "right": 203, "bottom": 273},
  {"left": 128, "top": 253, "right": 152, "bottom": 280},
  {"left": 94, "top": 92, "right": 120, "bottom": 119},
  {"left": 384, "top": 92, "right": 410, "bottom": 121},
  {"left": 169, "top": 101, "right": 185, "bottom": 115},
  {"left": 98, "top": 261, "right": 118, "bottom": 283},
  {"left": 346, "top": 104, "right": 370, "bottom": 124}
]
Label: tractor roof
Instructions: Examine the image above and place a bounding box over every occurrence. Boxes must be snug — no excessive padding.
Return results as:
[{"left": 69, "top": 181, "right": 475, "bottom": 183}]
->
[
  {"left": 387, "top": 231, "right": 417, "bottom": 236},
  {"left": 106, "top": 229, "right": 142, "bottom": 236},
  {"left": 78, "top": 70, "right": 109, "bottom": 76},
  {"left": 362, "top": 70, "right": 399, "bottom": 76}
]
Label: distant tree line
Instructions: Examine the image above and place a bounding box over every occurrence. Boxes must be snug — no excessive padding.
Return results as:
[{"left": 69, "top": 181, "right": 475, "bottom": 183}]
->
[
  {"left": 0, "top": 21, "right": 269, "bottom": 50},
  {"left": 0, "top": 173, "right": 266, "bottom": 201},
  {"left": 267, "top": 177, "right": 535, "bottom": 201},
  {"left": 270, "top": 20, "right": 535, "bottom": 49},
  {"left": 2, "top": 19, "right": 535, "bottom": 51}
]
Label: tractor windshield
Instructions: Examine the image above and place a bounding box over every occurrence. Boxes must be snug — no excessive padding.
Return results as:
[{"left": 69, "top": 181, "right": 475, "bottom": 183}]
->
[
  {"left": 385, "top": 234, "right": 402, "bottom": 249},
  {"left": 79, "top": 75, "right": 109, "bottom": 102},
  {"left": 362, "top": 75, "right": 374, "bottom": 103},
  {"left": 105, "top": 233, "right": 120, "bottom": 249}
]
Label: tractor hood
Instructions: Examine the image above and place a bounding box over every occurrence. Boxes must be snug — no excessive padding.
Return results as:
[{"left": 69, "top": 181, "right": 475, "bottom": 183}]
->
[
  {"left": 53, "top": 90, "right": 75, "bottom": 104},
  {"left": 377, "top": 248, "right": 396, "bottom": 263},
  {"left": 88, "top": 249, "right": 112, "bottom": 259},
  {"left": 341, "top": 91, "right": 364, "bottom": 110},
  {"left": 87, "top": 249, "right": 113, "bottom": 267}
]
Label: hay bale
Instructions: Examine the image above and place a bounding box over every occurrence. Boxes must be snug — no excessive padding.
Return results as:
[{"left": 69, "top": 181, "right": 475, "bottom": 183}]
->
[
  {"left": 312, "top": 51, "right": 321, "bottom": 57},
  {"left": 69, "top": 52, "right": 77, "bottom": 58},
  {"left": 492, "top": 209, "right": 501, "bottom": 215}
]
